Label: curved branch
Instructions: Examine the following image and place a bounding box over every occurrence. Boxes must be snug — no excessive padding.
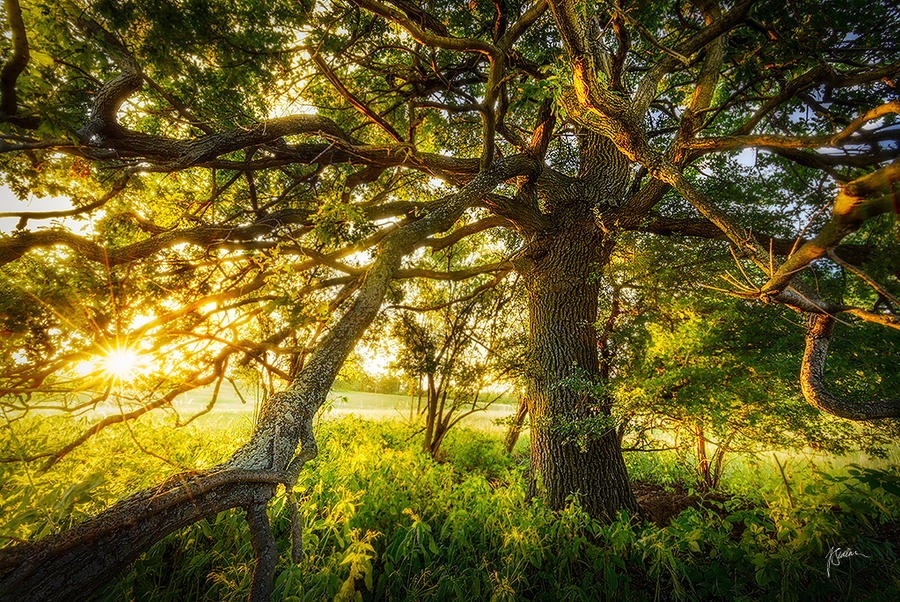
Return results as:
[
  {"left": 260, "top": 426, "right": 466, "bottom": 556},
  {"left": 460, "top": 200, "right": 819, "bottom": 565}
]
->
[
  {"left": 801, "top": 314, "right": 900, "bottom": 420},
  {"left": 761, "top": 160, "right": 900, "bottom": 294},
  {"left": 602, "top": 0, "right": 689, "bottom": 65},
  {"left": 0, "top": 0, "right": 35, "bottom": 127},
  {"left": 0, "top": 469, "right": 283, "bottom": 599},
  {"left": 827, "top": 249, "right": 900, "bottom": 310},
  {"left": 0, "top": 223, "right": 283, "bottom": 268},
  {"left": 673, "top": 0, "right": 724, "bottom": 143},
  {"left": 765, "top": 145, "right": 898, "bottom": 173},
  {"left": 351, "top": 0, "right": 496, "bottom": 56},
  {"left": 498, "top": 1, "right": 548, "bottom": 52},
  {"left": 75, "top": 17, "right": 143, "bottom": 141},
  {"left": 418, "top": 216, "right": 514, "bottom": 251}
]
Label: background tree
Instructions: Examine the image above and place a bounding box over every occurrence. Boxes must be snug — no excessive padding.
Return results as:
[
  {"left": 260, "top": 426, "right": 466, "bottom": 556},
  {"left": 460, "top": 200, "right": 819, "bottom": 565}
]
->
[
  {"left": 0, "top": 0, "right": 898, "bottom": 598},
  {"left": 605, "top": 257, "right": 899, "bottom": 488},
  {"left": 387, "top": 244, "right": 523, "bottom": 456}
]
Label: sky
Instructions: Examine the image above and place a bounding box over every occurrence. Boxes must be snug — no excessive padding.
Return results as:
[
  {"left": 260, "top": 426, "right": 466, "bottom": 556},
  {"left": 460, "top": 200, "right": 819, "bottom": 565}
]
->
[{"left": 0, "top": 184, "right": 87, "bottom": 234}]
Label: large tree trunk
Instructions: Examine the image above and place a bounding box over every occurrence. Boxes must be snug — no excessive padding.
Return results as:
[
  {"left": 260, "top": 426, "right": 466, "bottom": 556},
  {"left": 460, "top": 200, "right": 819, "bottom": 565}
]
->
[{"left": 519, "top": 220, "right": 638, "bottom": 518}]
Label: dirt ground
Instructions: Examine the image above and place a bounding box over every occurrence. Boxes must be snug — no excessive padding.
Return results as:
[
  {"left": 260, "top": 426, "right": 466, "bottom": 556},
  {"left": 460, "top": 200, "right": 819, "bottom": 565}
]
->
[{"left": 631, "top": 479, "right": 734, "bottom": 525}]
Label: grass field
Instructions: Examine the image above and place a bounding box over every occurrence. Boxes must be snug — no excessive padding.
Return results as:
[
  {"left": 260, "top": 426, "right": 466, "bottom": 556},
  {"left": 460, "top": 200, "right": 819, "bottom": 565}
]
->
[
  {"left": 4, "top": 386, "right": 899, "bottom": 600},
  {"left": 154, "top": 384, "right": 519, "bottom": 434},
  {"left": 2, "top": 414, "right": 898, "bottom": 600}
]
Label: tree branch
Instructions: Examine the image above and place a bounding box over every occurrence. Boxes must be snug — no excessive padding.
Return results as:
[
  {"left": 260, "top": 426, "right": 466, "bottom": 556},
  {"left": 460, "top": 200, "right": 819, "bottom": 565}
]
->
[
  {"left": 801, "top": 314, "right": 900, "bottom": 420},
  {"left": 351, "top": 0, "right": 496, "bottom": 56},
  {"left": 0, "top": 174, "right": 130, "bottom": 229},
  {"left": 311, "top": 52, "right": 405, "bottom": 143},
  {"left": 0, "top": 0, "right": 36, "bottom": 127},
  {"left": 761, "top": 160, "right": 900, "bottom": 294},
  {"left": 632, "top": 215, "right": 874, "bottom": 265}
]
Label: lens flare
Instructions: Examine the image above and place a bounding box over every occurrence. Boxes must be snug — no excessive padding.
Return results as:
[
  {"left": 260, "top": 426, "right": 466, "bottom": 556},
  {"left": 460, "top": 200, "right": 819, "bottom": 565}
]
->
[{"left": 101, "top": 347, "right": 143, "bottom": 381}]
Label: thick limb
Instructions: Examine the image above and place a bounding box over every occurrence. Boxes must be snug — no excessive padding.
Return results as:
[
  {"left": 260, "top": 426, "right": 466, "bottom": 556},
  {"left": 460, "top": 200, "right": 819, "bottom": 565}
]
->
[{"left": 801, "top": 314, "right": 900, "bottom": 420}]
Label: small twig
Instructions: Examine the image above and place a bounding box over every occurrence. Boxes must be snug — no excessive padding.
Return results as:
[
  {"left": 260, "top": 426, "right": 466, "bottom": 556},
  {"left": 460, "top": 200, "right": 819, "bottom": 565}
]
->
[
  {"left": 772, "top": 453, "right": 794, "bottom": 508},
  {"left": 729, "top": 245, "right": 757, "bottom": 290},
  {"left": 827, "top": 250, "right": 900, "bottom": 310},
  {"left": 116, "top": 393, "right": 190, "bottom": 470}
]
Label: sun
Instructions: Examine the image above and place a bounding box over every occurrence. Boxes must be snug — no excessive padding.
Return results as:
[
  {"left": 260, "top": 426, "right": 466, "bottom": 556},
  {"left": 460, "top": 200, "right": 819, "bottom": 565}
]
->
[{"left": 101, "top": 347, "right": 144, "bottom": 381}]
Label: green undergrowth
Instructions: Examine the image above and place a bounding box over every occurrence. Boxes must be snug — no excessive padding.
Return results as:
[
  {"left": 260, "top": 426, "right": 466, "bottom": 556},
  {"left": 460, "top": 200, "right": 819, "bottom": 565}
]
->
[{"left": 1, "top": 415, "right": 899, "bottom": 600}]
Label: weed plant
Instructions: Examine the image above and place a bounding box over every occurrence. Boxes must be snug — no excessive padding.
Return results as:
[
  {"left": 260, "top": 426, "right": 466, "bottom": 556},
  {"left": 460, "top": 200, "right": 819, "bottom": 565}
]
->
[{"left": 1, "top": 415, "right": 898, "bottom": 600}]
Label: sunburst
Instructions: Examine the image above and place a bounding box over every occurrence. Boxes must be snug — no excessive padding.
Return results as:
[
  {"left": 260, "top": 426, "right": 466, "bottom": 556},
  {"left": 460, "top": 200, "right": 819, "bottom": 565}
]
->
[{"left": 100, "top": 347, "right": 145, "bottom": 382}]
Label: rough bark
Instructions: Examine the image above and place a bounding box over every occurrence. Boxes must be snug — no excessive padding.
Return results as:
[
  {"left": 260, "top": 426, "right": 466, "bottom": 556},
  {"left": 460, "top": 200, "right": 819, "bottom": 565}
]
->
[
  {"left": 800, "top": 314, "right": 900, "bottom": 420},
  {"left": 246, "top": 501, "right": 277, "bottom": 602},
  {"left": 0, "top": 469, "right": 280, "bottom": 601},
  {"left": 517, "top": 219, "right": 638, "bottom": 518}
]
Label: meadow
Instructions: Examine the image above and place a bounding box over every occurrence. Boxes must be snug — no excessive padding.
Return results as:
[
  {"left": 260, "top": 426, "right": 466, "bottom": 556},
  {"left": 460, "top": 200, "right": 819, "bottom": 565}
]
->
[
  {"left": 1, "top": 396, "right": 899, "bottom": 601},
  {"left": 159, "top": 385, "right": 518, "bottom": 434}
]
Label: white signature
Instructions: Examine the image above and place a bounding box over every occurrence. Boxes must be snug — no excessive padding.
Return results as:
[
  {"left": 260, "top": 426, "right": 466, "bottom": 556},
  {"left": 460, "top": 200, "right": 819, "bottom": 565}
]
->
[{"left": 826, "top": 546, "right": 869, "bottom": 577}]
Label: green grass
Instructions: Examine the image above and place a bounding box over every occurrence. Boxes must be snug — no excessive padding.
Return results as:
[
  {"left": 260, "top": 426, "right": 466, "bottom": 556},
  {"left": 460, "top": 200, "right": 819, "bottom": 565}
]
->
[{"left": 2, "top": 414, "right": 899, "bottom": 600}]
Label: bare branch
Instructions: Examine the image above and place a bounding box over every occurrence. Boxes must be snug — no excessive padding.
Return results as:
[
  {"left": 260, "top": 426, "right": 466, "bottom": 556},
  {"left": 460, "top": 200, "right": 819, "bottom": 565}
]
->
[{"left": 801, "top": 314, "right": 900, "bottom": 420}]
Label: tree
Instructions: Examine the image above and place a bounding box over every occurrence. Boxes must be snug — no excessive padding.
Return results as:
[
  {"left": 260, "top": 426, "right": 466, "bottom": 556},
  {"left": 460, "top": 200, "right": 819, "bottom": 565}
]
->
[
  {"left": 1, "top": 0, "right": 899, "bottom": 597},
  {"left": 388, "top": 245, "right": 522, "bottom": 456},
  {"left": 608, "top": 276, "right": 899, "bottom": 489}
]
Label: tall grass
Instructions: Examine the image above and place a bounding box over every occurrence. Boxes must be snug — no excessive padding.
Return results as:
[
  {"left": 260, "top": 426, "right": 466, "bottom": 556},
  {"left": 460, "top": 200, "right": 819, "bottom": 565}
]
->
[{"left": 2, "top": 415, "right": 898, "bottom": 600}]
